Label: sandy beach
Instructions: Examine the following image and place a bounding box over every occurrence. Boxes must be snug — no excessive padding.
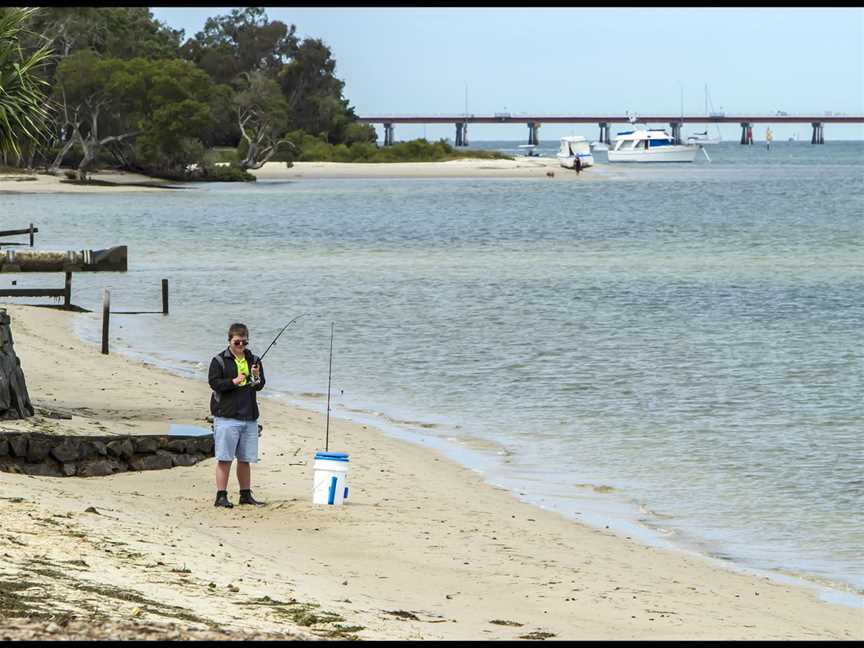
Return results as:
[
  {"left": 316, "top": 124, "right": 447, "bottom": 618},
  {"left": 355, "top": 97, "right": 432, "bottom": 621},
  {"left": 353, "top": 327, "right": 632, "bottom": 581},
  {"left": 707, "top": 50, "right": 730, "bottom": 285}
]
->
[
  {"left": 251, "top": 157, "right": 582, "bottom": 180},
  {"left": 0, "top": 302, "right": 860, "bottom": 640},
  {"left": 0, "top": 158, "right": 582, "bottom": 195},
  {"left": 0, "top": 170, "right": 182, "bottom": 194}
]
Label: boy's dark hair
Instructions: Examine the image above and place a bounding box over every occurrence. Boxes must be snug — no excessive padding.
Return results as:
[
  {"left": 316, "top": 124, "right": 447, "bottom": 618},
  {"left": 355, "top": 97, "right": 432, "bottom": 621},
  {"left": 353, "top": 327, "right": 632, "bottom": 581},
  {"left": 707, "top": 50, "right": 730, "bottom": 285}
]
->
[{"left": 228, "top": 322, "right": 248, "bottom": 339}]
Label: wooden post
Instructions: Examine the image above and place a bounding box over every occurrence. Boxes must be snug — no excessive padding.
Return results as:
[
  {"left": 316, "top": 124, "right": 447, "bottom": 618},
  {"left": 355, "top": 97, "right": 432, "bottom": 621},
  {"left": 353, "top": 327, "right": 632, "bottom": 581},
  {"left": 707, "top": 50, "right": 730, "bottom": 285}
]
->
[
  {"left": 29, "top": 223, "right": 34, "bottom": 247},
  {"left": 161, "top": 278, "right": 169, "bottom": 315},
  {"left": 101, "top": 288, "right": 110, "bottom": 355},
  {"left": 63, "top": 272, "right": 72, "bottom": 307}
]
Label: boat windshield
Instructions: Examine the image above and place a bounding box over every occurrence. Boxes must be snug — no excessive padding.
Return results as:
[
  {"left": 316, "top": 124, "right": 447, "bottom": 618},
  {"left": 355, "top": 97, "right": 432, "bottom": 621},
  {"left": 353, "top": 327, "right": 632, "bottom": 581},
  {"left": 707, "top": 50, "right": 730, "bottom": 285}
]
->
[{"left": 649, "top": 138, "right": 673, "bottom": 147}]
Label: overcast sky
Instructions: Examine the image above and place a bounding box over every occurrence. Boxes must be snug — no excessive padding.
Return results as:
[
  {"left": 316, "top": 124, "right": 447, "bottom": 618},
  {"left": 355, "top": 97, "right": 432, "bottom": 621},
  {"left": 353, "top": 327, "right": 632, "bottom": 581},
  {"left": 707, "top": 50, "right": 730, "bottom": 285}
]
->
[{"left": 151, "top": 7, "right": 864, "bottom": 141}]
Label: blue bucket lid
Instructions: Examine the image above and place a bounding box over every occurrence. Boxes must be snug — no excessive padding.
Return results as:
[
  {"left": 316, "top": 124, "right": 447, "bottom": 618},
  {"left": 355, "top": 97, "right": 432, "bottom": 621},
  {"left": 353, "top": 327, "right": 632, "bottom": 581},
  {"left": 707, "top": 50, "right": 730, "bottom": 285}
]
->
[{"left": 315, "top": 451, "right": 349, "bottom": 462}]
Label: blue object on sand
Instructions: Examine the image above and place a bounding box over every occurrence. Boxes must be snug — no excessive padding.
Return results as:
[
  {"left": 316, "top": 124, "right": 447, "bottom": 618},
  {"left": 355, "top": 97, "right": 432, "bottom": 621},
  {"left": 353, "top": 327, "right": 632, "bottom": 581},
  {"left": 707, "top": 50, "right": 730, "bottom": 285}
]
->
[{"left": 315, "top": 451, "right": 349, "bottom": 462}]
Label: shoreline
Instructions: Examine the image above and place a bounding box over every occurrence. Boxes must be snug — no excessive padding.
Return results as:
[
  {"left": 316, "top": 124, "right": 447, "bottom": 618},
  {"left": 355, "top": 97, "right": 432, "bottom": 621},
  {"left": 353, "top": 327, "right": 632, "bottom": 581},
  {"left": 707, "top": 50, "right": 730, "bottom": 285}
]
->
[
  {"left": 0, "top": 158, "right": 585, "bottom": 195},
  {"left": 0, "top": 303, "right": 860, "bottom": 639},
  {"left": 70, "top": 311, "right": 864, "bottom": 604},
  {"left": 250, "top": 158, "right": 583, "bottom": 180}
]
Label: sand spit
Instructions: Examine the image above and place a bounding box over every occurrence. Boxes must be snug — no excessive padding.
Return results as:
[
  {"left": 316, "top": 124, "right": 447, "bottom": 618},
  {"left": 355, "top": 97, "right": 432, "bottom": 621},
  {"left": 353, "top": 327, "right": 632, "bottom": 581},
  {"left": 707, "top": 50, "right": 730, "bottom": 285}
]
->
[
  {"left": 251, "top": 157, "right": 584, "bottom": 180},
  {"left": 0, "top": 158, "right": 586, "bottom": 195}
]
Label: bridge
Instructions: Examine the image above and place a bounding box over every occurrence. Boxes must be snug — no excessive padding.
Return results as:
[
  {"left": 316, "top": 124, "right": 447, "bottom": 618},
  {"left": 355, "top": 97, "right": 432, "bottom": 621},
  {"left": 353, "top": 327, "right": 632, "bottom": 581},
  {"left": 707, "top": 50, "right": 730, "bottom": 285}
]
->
[{"left": 356, "top": 114, "right": 864, "bottom": 146}]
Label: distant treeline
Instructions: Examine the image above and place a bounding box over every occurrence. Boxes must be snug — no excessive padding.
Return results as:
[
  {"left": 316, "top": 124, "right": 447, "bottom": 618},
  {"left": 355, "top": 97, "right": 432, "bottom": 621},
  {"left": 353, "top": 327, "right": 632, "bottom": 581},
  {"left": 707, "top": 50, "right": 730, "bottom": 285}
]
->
[{"left": 0, "top": 7, "right": 507, "bottom": 182}]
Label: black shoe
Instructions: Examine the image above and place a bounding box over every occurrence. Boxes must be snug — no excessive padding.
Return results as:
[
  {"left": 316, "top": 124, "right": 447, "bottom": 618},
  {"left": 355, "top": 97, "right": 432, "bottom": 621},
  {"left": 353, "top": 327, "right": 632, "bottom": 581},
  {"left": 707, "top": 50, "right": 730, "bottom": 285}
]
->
[
  {"left": 214, "top": 492, "right": 234, "bottom": 508},
  {"left": 238, "top": 489, "right": 265, "bottom": 506}
]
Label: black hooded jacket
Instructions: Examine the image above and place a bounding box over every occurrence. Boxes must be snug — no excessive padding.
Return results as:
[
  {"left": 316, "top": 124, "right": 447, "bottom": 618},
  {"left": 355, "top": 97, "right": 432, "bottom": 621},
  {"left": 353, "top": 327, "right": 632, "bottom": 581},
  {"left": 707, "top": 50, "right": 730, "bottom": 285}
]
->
[{"left": 208, "top": 347, "right": 266, "bottom": 420}]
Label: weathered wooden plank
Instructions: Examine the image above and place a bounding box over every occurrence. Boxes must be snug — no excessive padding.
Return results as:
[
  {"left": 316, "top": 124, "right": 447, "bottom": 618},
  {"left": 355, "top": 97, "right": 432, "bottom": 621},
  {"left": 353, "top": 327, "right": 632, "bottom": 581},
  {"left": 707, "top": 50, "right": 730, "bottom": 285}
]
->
[
  {"left": 0, "top": 245, "right": 127, "bottom": 273},
  {"left": 0, "top": 226, "right": 38, "bottom": 237},
  {"left": 0, "top": 288, "right": 66, "bottom": 297}
]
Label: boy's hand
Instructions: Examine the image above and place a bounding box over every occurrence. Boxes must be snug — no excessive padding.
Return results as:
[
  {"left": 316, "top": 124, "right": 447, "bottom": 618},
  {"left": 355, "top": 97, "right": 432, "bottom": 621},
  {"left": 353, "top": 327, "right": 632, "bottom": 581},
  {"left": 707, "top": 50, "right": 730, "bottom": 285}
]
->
[{"left": 232, "top": 373, "right": 247, "bottom": 385}]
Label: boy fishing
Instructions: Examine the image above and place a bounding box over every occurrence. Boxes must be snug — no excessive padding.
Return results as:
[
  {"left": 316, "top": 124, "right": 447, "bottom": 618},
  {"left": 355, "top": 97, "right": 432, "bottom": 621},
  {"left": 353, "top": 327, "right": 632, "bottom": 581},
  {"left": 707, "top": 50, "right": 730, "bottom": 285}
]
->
[{"left": 208, "top": 322, "right": 266, "bottom": 508}]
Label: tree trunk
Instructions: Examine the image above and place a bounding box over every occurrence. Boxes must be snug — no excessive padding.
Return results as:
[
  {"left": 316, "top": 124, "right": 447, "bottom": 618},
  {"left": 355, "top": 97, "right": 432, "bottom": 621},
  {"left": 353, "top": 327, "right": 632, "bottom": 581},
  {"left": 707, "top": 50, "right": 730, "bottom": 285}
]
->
[
  {"left": 77, "top": 138, "right": 97, "bottom": 181},
  {"left": 0, "top": 309, "right": 34, "bottom": 420},
  {"left": 47, "top": 136, "right": 76, "bottom": 176}
]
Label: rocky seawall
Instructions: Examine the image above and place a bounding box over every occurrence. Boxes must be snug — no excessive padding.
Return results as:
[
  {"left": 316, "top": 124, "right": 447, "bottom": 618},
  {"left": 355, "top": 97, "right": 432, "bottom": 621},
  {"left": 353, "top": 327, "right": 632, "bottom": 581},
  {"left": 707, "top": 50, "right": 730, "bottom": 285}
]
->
[{"left": 0, "top": 432, "right": 213, "bottom": 477}]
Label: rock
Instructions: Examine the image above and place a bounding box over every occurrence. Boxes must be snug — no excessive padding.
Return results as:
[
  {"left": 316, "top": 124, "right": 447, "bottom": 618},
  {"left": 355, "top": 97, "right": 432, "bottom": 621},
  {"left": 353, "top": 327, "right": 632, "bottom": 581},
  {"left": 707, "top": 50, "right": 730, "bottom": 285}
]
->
[
  {"left": 197, "top": 436, "right": 215, "bottom": 454},
  {"left": 26, "top": 435, "right": 53, "bottom": 462},
  {"left": 77, "top": 459, "right": 120, "bottom": 477},
  {"left": 165, "top": 439, "right": 189, "bottom": 453},
  {"left": 61, "top": 463, "right": 77, "bottom": 477},
  {"left": 8, "top": 435, "right": 27, "bottom": 457},
  {"left": 21, "top": 460, "right": 63, "bottom": 477},
  {"left": 132, "top": 436, "right": 160, "bottom": 454},
  {"left": 77, "top": 441, "right": 103, "bottom": 460},
  {"left": 51, "top": 438, "right": 81, "bottom": 463},
  {"left": 106, "top": 439, "right": 135, "bottom": 460},
  {"left": 91, "top": 440, "right": 108, "bottom": 456},
  {"left": 0, "top": 459, "right": 23, "bottom": 473},
  {"left": 0, "top": 436, "right": 7, "bottom": 456},
  {"left": 128, "top": 451, "right": 173, "bottom": 471},
  {"left": 171, "top": 454, "right": 199, "bottom": 467}
]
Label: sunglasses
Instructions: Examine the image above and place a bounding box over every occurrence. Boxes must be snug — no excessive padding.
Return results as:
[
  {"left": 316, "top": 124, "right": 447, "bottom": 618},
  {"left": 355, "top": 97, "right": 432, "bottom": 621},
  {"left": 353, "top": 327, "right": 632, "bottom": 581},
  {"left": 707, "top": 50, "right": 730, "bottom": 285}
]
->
[{"left": 231, "top": 339, "right": 249, "bottom": 346}]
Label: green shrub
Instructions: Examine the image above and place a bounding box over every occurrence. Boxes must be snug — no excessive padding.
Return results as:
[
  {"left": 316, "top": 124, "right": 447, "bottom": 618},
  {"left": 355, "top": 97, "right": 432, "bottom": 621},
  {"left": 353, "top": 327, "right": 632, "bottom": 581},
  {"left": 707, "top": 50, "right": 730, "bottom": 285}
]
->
[
  {"left": 207, "top": 147, "right": 240, "bottom": 164},
  {"left": 201, "top": 165, "right": 256, "bottom": 182}
]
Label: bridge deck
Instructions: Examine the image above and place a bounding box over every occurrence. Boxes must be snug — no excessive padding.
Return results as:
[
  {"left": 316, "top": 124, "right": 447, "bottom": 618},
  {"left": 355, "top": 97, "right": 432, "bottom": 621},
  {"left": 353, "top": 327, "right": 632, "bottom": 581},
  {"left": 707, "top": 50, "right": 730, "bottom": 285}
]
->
[{"left": 358, "top": 115, "right": 863, "bottom": 124}]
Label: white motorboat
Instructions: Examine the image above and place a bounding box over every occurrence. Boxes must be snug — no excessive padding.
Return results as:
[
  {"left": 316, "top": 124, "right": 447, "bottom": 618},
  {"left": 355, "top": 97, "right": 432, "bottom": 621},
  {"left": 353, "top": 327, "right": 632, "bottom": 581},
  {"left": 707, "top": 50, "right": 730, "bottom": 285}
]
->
[
  {"left": 518, "top": 143, "right": 540, "bottom": 157},
  {"left": 686, "top": 130, "right": 721, "bottom": 145},
  {"left": 556, "top": 136, "right": 594, "bottom": 169},
  {"left": 608, "top": 124, "right": 698, "bottom": 163},
  {"left": 590, "top": 141, "right": 609, "bottom": 151}
]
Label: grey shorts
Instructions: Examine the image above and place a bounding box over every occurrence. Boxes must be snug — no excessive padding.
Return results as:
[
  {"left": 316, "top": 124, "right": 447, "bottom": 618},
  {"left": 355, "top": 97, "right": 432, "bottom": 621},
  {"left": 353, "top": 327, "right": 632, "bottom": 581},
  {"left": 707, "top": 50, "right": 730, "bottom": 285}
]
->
[{"left": 213, "top": 417, "right": 259, "bottom": 463}]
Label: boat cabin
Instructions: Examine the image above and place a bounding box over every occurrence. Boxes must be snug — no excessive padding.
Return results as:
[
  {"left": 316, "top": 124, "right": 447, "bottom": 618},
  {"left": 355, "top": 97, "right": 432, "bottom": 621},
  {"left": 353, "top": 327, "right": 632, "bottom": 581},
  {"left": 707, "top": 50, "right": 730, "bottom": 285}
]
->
[{"left": 612, "top": 129, "right": 675, "bottom": 152}]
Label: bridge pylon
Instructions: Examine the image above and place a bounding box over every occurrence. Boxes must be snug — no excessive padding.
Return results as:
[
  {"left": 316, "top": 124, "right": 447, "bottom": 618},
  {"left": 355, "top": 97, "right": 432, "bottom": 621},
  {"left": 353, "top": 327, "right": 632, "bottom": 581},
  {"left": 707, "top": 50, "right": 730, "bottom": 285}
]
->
[
  {"left": 811, "top": 122, "right": 824, "bottom": 144},
  {"left": 527, "top": 122, "right": 540, "bottom": 146}
]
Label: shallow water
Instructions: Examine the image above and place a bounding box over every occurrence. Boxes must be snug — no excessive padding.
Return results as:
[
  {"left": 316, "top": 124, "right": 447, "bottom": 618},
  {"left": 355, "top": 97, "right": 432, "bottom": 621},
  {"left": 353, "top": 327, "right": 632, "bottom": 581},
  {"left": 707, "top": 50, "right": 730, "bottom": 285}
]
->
[{"left": 3, "top": 140, "right": 863, "bottom": 598}]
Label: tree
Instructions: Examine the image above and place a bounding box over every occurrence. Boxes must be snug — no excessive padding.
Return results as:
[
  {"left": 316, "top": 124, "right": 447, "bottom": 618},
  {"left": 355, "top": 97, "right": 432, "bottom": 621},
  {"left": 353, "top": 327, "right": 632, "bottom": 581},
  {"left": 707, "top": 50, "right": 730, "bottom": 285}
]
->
[
  {"left": 0, "top": 8, "right": 53, "bottom": 163},
  {"left": 181, "top": 7, "right": 296, "bottom": 85},
  {"left": 26, "top": 7, "right": 182, "bottom": 62},
  {"left": 52, "top": 52, "right": 216, "bottom": 179},
  {"left": 233, "top": 70, "right": 295, "bottom": 169},
  {"left": 278, "top": 38, "right": 357, "bottom": 142}
]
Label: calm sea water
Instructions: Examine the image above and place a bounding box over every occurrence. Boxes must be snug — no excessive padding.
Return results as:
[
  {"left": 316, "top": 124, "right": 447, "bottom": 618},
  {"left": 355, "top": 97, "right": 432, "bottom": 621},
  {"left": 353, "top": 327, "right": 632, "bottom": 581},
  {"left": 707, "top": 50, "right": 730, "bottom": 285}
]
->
[{"left": 3, "top": 141, "right": 863, "bottom": 600}]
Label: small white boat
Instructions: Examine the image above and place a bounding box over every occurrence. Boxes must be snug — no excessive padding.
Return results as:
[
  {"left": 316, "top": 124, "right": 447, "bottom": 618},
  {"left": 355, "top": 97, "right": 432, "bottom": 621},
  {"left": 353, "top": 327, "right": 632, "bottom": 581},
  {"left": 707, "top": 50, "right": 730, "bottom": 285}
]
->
[
  {"left": 686, "top": 130, "right": 721, "bottom": 145},
  {"left": 518, "top": 143, "right": 540, "bottom": 157},
  {"left": 590, "top": 141, "right": 609, "bottom": 151},
  {"left": 608, "top": 124, "right": 698, "bottom": 163},
  {"left": 556, "top": 136, "right": 594, "bottom": 169}
]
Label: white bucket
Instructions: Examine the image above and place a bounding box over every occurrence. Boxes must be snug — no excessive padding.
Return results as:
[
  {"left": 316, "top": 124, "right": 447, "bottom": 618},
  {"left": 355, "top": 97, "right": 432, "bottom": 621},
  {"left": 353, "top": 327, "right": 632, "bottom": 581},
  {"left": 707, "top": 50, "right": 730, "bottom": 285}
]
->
[{"left": 312, "top": 451, "right": 350, "bottom": 505}]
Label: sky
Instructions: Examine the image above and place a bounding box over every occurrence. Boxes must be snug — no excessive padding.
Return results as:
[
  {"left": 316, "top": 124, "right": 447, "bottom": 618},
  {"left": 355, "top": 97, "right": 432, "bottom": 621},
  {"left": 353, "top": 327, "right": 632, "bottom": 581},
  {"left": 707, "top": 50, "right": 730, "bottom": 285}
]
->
[{"left": 151, "top": 7, "right": 864, "bottom": 142}]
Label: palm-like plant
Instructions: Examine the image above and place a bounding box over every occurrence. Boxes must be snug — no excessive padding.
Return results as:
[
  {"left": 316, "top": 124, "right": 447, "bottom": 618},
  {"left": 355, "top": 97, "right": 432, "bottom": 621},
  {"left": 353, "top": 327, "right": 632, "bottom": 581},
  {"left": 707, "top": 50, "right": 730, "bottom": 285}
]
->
[{"left": 0, "top": 7, "right": 53, "bottom": 159}]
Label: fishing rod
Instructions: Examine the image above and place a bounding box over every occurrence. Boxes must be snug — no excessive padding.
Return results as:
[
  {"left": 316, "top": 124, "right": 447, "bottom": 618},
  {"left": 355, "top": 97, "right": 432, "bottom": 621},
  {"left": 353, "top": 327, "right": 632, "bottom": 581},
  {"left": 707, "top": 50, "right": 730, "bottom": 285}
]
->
[
  {"left": 258, "top": 313, "right": 310, "bottom": 362},
  {"left": 247, "top": 313, "right": 309, "bottom": 386},
  {"left": 325, "top": 321, "right": 334, "bottom": 452}
]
